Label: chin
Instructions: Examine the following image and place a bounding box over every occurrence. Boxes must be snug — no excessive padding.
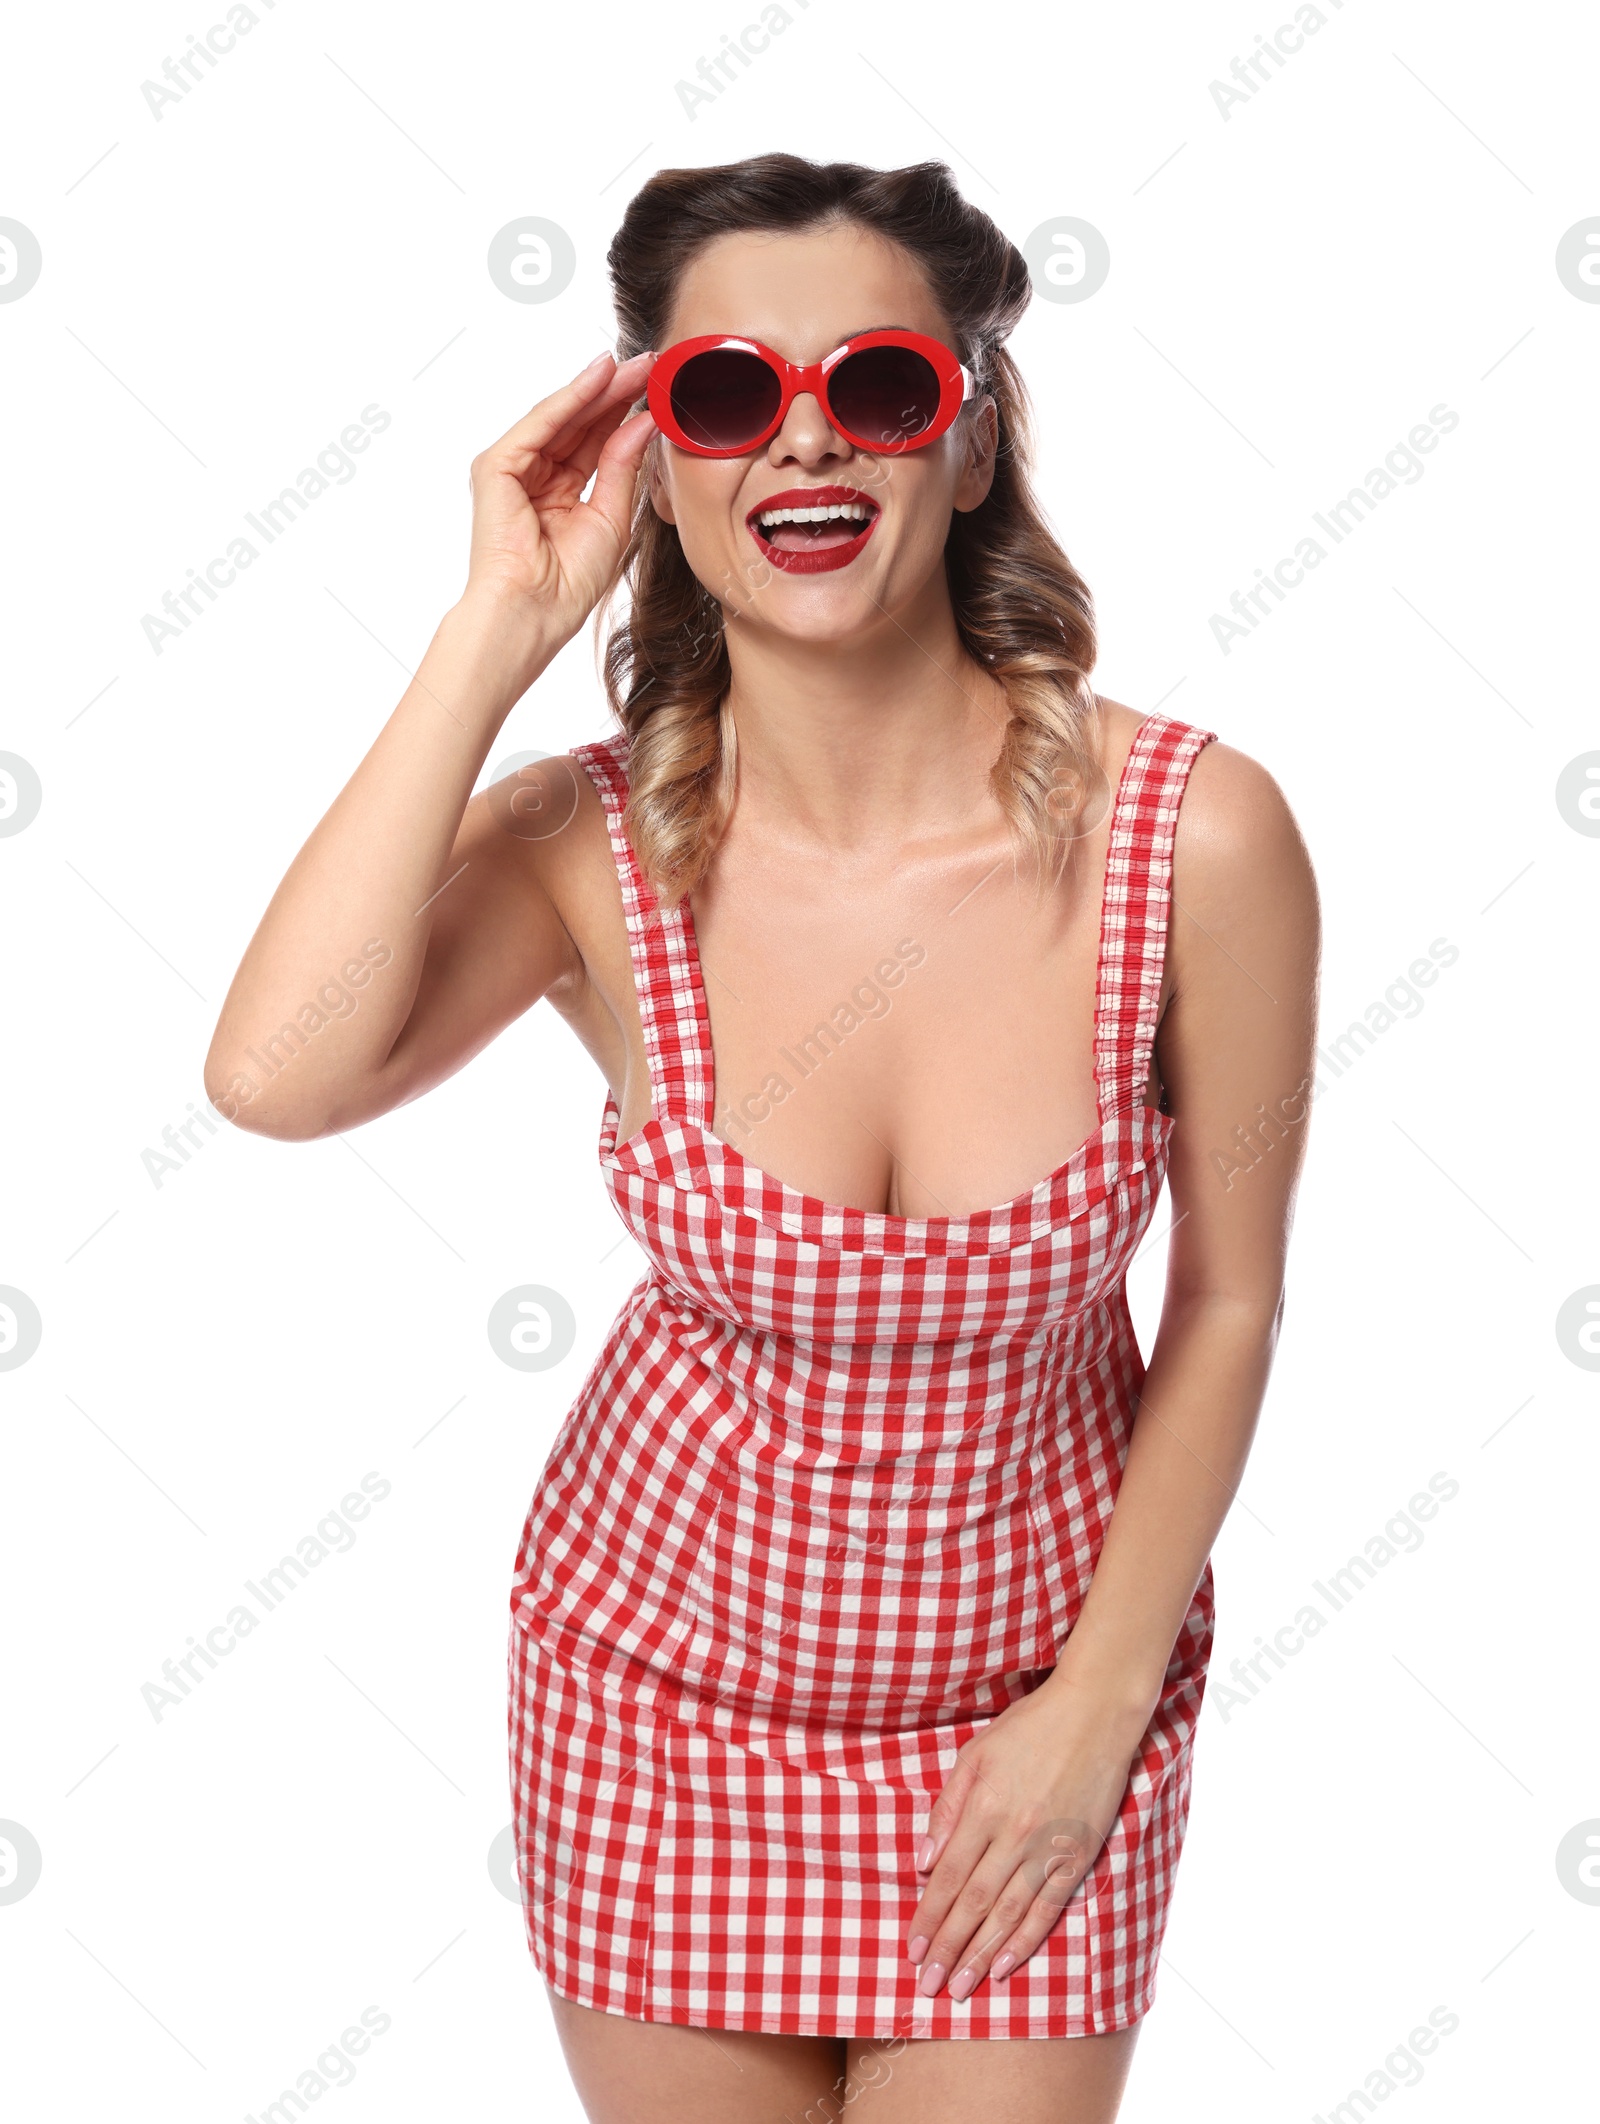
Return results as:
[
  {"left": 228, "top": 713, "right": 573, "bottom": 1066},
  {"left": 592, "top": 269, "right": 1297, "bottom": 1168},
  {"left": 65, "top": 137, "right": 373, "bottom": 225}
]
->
[{"left": 745, "top": 585, "right": 886, "bottom": 646}]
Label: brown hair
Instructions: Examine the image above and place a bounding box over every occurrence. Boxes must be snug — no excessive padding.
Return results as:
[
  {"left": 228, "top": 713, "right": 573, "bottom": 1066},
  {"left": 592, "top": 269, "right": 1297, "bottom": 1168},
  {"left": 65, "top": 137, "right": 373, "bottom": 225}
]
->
[{"left": 596, "top": 153, "right": 1100, "bottom": 909}]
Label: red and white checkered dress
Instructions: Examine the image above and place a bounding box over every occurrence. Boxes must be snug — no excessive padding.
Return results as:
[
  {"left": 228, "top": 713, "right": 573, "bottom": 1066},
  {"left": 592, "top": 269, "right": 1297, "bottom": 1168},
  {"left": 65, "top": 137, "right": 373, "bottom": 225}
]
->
[{"left": 508, "top": 710, "right": 1218, "bottom": 2040}]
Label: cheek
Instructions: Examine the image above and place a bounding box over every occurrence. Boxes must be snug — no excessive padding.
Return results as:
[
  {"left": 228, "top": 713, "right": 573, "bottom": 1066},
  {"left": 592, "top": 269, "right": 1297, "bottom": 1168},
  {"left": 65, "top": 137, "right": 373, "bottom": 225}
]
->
[
  {"left": 875, "top": 482, "right": 956, "bottom": 577},
  {"left": 867, "top": 450, "right": 961, "bottom": 550},
  {"left": 658, "top": 461, "right": 744, "bottom": 552}
]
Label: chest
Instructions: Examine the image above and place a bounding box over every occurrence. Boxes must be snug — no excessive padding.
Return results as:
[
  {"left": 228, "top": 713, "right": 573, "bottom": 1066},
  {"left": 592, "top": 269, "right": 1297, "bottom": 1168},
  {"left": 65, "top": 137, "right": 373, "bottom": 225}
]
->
[{"left": 677, "top": 829, "right": 1161, "bottom": 1220}]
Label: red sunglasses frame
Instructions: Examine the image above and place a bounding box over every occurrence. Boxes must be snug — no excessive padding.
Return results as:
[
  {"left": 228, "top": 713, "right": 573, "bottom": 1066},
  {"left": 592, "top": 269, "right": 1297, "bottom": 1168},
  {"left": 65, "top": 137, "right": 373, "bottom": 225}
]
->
[{"left": 646, "top": 329, "right": 975, "bottom": 458}]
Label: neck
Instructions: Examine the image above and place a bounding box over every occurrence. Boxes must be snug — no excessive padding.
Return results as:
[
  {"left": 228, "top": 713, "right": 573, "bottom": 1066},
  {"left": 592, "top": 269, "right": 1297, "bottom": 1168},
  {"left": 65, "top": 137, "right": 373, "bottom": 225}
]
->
[{"left": 719, "top": 578, "right": 1011, "bottom": 855}]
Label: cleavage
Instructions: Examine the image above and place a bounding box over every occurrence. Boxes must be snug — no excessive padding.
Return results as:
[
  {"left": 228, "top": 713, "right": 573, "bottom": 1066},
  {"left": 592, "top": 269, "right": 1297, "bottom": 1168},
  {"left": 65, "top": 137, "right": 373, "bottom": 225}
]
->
[{"left": 688, "top": 852, "right": 1112, "bottom": 1219}]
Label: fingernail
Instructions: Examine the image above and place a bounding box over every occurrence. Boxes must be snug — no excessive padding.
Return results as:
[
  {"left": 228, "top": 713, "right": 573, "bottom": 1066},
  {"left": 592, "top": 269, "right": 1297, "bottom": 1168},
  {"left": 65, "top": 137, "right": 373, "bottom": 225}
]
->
[
  {"left": 917, "top": 1961, "right": 946, "bottom": 1998},
  {"left": 582, "top": 351, "right": 612, "bottom": 373},
  {"left": 907, "top": 1935, "right": 929, "bottom": 1965},
  {"left": 915, "top": 1837, "right": 935, "bottom": 1871},
  {"left": 991, "top": 1951, "right": 1016, "bottom": 1979},
  {"left": 947, "top": 1966, "right": 977, "bottom": 2001}
]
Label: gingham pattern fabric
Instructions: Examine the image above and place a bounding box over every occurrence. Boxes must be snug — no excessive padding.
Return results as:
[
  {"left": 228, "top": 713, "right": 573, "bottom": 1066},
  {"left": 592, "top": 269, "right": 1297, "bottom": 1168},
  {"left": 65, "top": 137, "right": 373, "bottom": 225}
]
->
[{"left": 508, "top": 711, "right": 1218, "bottom": 2040}]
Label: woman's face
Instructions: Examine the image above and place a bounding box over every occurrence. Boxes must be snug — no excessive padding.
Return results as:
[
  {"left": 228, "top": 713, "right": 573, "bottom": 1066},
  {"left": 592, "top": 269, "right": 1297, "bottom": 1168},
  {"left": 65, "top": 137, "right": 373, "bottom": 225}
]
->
[{"left": 647, "top": 222, "right": 996, "bottom": 645}]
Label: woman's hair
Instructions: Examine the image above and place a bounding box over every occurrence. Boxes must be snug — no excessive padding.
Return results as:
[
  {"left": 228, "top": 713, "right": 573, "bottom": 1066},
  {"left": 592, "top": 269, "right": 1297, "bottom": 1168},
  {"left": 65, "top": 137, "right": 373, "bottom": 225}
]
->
[{"left": 597, "top": 152, "right": 1100, "bottom": 908}]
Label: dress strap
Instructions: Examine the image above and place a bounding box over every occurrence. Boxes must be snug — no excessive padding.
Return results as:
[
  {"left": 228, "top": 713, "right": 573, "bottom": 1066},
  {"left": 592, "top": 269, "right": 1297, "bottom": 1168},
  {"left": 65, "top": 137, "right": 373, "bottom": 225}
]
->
[
  {"left": 1092, "top": 712, "right": 1218, "bottom": 1120},
  {"left": 570, "top": 735, "right": 715, "bottom": 1131}
]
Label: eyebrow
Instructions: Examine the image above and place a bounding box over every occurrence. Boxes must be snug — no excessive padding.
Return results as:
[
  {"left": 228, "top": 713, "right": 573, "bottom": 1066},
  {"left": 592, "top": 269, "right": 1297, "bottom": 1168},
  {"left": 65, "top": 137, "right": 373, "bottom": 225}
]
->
[
  {"left": 721, "top": 323, "right": 918, "bottom": 348},
  {"left": 835, "top": 323, "right": 916, "bottom": 341}
]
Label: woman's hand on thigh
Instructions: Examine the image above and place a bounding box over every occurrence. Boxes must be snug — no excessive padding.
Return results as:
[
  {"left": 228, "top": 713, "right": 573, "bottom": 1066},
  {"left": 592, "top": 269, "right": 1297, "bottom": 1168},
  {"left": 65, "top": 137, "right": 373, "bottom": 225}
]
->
[{"left": 906, "top": 1684, "right": 1148, "bottom": 2000}]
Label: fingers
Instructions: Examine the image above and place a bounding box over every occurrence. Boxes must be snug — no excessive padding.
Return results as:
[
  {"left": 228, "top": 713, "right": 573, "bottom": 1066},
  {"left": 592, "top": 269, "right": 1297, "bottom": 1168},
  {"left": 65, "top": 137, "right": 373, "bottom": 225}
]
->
[
  {"left": 938, "top": 1854, "right": 1075, "bottom": 2000},
  {"left": 904, "top": 1760, "right": 991, "bottom": 1986},
  {"left": 984, "top": 1843, "right": 1093, "bottom": 1982},
  {"left": 536, "top": 350, "right": 657, "bottom": 471},
  {"left": 582, "top": 405, "right": 658, "bottom": 545},
  {"left": 909, "top": 1838, "right": 1019, "bottom": 2000},
  {"left": 913, "top": 1755, "right": 976, "bottom": 1880},
  {"left": 960, "top": 1819, "right": 1101, "bottom": 1994},
  {"left": 554, "top": 370, "right": 654, "bottom": 490},
  {"left": 473, "top": 353, "right": 615, "bottom": 476},
  {"left": 488, "top": 351, "right": 655, "bottom": 477},
  {"left": 908, "top": 1812, "right": 1103, "bottom": 2000}
]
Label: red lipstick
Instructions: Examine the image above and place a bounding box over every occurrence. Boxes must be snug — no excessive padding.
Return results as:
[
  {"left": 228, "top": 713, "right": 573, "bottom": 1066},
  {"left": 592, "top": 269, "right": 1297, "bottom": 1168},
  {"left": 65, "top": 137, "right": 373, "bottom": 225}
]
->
[{"left": 745, "top": 484, "right": 881, "bottom": 575}]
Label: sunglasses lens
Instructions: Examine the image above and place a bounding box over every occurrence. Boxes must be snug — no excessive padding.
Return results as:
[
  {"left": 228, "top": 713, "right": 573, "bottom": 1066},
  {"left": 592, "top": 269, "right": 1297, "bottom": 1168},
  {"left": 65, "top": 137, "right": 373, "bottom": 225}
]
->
[
  {"left": 669, "top": 349, "right": 782, "bottom": 451},
  {"left": 828, "top": 345, "right": 944, "bottom": 447}
]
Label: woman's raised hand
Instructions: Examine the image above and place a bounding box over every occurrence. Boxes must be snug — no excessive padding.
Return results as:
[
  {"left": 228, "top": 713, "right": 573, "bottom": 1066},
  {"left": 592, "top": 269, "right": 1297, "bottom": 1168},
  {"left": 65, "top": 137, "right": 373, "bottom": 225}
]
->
[{"left": 464, "top": 349, "right": 657, "bottom": 658}]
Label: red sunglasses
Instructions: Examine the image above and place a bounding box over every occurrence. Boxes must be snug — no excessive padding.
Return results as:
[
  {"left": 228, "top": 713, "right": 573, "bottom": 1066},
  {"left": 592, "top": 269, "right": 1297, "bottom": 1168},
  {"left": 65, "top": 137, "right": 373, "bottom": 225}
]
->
[{"left": 646, "top": 329, "right": 975, "bottom": 458}]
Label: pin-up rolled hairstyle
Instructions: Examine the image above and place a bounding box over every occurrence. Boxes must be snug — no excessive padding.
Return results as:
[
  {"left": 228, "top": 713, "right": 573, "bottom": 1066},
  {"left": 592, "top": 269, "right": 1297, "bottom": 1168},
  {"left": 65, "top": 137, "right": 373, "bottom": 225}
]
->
[{"left": 597, "top": 152, "right": 1100, "bottom": 909}]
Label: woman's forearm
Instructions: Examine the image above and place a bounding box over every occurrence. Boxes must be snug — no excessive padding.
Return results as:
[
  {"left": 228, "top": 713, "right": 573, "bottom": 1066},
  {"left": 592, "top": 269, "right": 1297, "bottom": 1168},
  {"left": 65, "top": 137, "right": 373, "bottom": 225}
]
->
[
  {"left": 202, "top": 350, "right": 658, "bottom": 1146},
  {"left": 202, "top": 593, "right": 556, "bottom": 1139},
  {"left": 1035, "top": 1287, "right": 1283, "bottom": 1740}
]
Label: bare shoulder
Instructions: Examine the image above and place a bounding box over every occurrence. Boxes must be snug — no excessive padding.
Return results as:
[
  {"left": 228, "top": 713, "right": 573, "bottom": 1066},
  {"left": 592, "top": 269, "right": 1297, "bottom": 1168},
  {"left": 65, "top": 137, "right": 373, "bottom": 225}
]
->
[
  {"left": 1176, "top": 733, "right": 1316, "bottom": 905},
  {"left": 1089, "top": 695, "right": 1149, "bottom": 785},
  {"left": 471, "top": 748, "right": 611, "bottom": 895},
  {"left": 1166, "top": 731, "right": 1321, "bottom": 1005},
  {"left": 487, "top": 746, "right": 634, "bottom": 1005}
]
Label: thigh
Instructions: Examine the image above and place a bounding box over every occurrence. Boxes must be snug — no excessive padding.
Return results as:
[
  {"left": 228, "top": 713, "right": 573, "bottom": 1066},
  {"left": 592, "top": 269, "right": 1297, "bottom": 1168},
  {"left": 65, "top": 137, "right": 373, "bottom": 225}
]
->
[
  {"left": 842, "top": 2021, "right": 1142, "bottom": 2124},
  {"left": 546, "top": 1988, "right": 850, "bottom": 2124}
]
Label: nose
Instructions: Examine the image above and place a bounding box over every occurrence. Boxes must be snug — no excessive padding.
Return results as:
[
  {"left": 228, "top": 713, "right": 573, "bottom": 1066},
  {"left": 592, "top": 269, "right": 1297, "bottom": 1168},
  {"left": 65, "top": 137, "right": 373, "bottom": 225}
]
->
[{"left": 766, "top": 389, "right": 850, "bottom": 469}]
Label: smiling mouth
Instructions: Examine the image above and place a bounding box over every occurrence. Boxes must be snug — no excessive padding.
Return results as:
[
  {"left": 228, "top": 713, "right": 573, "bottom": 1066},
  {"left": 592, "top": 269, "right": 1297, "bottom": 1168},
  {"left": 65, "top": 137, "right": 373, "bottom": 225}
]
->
[{"left": 746, "top": 486, "right": 881, "bottom": 573}]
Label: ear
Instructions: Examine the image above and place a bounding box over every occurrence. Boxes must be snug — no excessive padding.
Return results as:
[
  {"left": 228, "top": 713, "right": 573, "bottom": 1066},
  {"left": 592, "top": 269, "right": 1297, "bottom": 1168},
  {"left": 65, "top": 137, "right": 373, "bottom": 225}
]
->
[
  {"left": 646, "top": 436, "right": 677, "bottom": 526},
  {"left": 952, "top": 395, "right": 998, "bottom": 514}
]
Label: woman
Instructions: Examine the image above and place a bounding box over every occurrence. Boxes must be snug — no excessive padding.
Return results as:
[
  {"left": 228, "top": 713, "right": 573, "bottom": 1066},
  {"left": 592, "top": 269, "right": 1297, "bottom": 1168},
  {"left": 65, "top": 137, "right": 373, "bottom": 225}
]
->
[{"left": 206, "top": 155, "right": 1318, "bottom": 2123}]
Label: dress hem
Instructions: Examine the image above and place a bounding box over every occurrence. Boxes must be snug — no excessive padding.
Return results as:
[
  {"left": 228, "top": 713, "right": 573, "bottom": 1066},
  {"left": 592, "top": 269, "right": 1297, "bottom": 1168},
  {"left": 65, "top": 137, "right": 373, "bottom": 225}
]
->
[{"left": 532, "top": 1956, "right": 1157, "bottom": 2043}]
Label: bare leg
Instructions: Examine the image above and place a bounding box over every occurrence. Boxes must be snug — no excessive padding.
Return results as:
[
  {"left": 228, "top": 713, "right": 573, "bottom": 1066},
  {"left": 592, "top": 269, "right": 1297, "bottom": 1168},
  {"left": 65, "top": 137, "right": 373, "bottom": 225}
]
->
[
  {"left": 547, "top": 1988, "right": 851, "bottom": 2124},
  {"left": 842, "top": 2020, "right": 1142, "bottom": 2123}
]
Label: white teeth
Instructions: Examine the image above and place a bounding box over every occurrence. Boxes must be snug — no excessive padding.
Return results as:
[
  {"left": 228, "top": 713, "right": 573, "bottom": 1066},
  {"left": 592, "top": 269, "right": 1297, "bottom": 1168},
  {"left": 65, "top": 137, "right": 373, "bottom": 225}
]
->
[{"left": 754, "top": 501, "right": 872, "bottom": 529}]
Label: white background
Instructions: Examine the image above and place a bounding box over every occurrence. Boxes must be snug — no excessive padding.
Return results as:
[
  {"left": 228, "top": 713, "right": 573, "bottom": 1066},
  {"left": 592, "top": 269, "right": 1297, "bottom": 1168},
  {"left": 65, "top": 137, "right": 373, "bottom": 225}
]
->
[{"left": 3, "top": 0, "right": 1596, "bottom": 2117}]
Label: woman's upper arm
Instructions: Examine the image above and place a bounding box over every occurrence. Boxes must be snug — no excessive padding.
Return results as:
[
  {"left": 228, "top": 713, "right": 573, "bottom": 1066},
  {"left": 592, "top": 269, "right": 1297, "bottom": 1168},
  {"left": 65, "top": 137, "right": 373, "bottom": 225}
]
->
[
  {"left": 325, "top": 762, "right": 589, "bottom": 1129},
  {"left": 1158, "top": 739, "right": 1323, "bottom": 1307}
]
